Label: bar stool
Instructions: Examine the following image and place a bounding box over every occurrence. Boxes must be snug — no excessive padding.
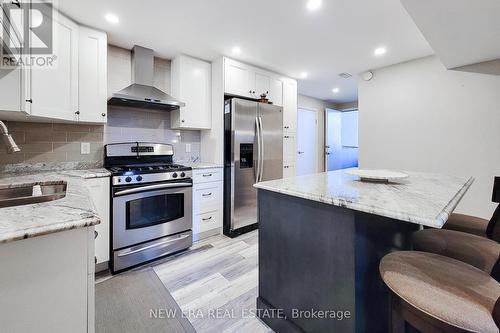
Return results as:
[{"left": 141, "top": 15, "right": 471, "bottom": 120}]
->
[
  {"left": 412, "top": 228, "right": 500, "bottom": 281},
  {"left": 380, "top": 251, "right": 500, "bottom": 333},
  {"left": 443, "top": 177, "right": 500, "bottom": 242}
]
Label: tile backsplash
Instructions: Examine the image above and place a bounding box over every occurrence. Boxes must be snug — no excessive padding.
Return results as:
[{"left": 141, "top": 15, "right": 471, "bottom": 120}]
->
[
  {"left": 0, "top": 121, "right": 104, "bottom": 166},
  {"left": 105, "top": 106, "right": 201, "bottom": 163},
  {"left": 0, "top": 45, "right": 201, "bottom": 169}
]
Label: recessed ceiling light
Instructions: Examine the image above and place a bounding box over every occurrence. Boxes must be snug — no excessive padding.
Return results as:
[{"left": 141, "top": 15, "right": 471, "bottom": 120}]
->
[
  {"left": 332, "top": 88, "right": 340, "bottom": 93},
  {"left": 300, "top": 72, "right": 308, "bottom": 79},
  {"left": 232, "top": 46, "right": 241, "bottom": 55},
  {"left": 105, "top": 13, "right": 119, "bottom": 24},
  {"left": 306, "top": 0, "right": 322, "bottom": 11},
  {"left": 374, "top": 46, "right": 387, "bottom": 56}
]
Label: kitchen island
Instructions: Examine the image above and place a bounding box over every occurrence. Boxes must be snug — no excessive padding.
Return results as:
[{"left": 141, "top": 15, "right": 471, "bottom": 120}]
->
[{"left": 254, "top": 170, "right": 473, "bottom": 333}]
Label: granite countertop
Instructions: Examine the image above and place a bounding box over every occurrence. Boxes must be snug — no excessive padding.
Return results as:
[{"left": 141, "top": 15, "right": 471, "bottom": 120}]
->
[
  {"left": 184, "top": 162, "right": 224, "bottom": 170},
  {"left": 0, "top": 169, "right": 111, "bottom": 244},
  {"left": 254, "top": 170, "right": 474, "bottom": 228}
]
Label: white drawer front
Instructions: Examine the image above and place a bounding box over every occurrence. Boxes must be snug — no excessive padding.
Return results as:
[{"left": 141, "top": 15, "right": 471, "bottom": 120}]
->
[
  {"left": 193, "top": 210, "right": 223, "bottom": 234},
  {"left": 193, "top": 182, "right": 223, "bottom": 214},
  {"left": 193, "top": 168, "right": 223, "bottom": 184}
]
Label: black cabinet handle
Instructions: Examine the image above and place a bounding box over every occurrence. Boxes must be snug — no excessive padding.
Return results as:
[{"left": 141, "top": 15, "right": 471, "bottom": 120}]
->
[
  {"left": 202, "top": 192, "right": 212, "bottom": 197},
  {"left": 25, "top": 99, "right": 32, "bottom": 103},
  {"left": 75, "top": 110, "right": 80, "bottom": 115},
  {"left": 101, "top": 113, "right": 106, "bottom": 117},
  {"left": 202, "top": 216, "right": 213, "bottom": 221},
  {"left": 202, "top": 173, "right": 213, "bottom": 177}
]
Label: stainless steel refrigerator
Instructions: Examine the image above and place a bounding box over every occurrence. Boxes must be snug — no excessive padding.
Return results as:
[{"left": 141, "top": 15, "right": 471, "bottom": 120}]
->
[{"left": 223, "top": 98, "right": 283, "bottom": 237}]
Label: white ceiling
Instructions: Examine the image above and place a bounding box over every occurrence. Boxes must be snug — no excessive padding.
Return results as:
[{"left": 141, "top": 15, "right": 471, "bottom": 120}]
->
[
  {"left": 401, "top": 0, "right": 500, "bottom": 69},
  {"left": 58, "top": 0, "right": 434, "bottom": 103}
]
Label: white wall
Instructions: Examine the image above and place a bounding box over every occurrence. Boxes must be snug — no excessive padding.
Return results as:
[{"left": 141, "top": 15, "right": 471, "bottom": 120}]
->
[
  {"left": 359, "top": 55, "right": 500, "bottom": 219},
  {"left": 298, "top": 94, "right": 338, "bottom": 172}
]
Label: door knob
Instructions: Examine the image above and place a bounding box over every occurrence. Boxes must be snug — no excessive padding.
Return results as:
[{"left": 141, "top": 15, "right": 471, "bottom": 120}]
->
[{"left": 326, "top": 152, "right": 331, "bottom": 155}]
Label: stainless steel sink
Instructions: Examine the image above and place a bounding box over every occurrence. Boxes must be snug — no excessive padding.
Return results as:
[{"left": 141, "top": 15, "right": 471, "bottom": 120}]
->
[{"left": 0, "top": 182, "right": 67, "bottom": 208}]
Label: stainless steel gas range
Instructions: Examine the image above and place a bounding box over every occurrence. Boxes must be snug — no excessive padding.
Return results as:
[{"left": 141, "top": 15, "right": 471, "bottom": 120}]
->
[{"left": 105, "top": 142, "right": 193, "bottom": 273}]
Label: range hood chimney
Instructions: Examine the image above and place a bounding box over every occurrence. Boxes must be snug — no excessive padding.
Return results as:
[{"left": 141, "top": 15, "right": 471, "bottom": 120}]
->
[{"left": 108, "top": 45, "right": 185, "bottom": 110}]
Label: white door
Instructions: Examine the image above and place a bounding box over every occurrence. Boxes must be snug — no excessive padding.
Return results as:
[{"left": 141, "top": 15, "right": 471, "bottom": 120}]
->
[
  {"left": 296, "top": 108, "right": 318, "bottom": 175},
  {"left": 325, "top": 109, "right": 343, "bottom": 171},
  {"left": 29, "top": 12, "right": 79, "bottom": 121}
]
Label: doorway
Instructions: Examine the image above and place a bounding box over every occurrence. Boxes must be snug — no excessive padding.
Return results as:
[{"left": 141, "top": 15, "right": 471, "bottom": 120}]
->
[
  {"left": 325, "top": 108, "right": 358, "bottom": 171},
  {"left": 296, "top": 108, "right": 318, "bottom": 176}
]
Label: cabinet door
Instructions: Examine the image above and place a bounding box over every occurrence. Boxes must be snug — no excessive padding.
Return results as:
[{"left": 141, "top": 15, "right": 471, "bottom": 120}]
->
[
  {"left": 282, "top": 79, "right": 297, "bottom": 132},
  {"left": 255, "top": 72, "right": 283, "bottom": 106},
  {"left": 283, "top": 133, "right": 297, "bottom": 161},
  {"left": 29, "top": 13, "right": 79, "bottom": 121},
  {"left": 178, "top": 56, "right": 211, "bottom": 129},
  {"left": 224, "top": 58, "right": 254, "bottom": 98},
  {"left": 283, "top": 163, "right": 296, "bottom": 178},
  {"left": 85, "top": 177, "right": 110, "bottom": 265},
  {"left": 0, "top": 2, "right": 26, "bottom": 113},
  {"left": 0, "top": 67, "right": 24, "bottom": 113},
  {"left": 78, "top": 27, "right": 107, "bottom": 123},
  {"left": 255, "top": 72, "right": 270, "bottom": 98},
  {"left": 269, "top": 77, "right": 283, "bottom": 107}
]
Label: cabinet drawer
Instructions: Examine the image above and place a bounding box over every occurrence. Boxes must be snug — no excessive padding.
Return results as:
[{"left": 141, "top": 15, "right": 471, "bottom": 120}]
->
[
  {"left": 193, "top": 210, "right": 222, "bottom": 234},
  {"left": 193, "top": 168, "right": 223, "bottom": 184},
  {"left": 193, "top": 182, "right": 223, "bottom": 214}
]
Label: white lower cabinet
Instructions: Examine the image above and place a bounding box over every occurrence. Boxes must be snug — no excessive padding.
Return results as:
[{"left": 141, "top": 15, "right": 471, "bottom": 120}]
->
[
  {"left": 85, "top": 177, "right": 110, "bottom": 267},
  {"left": 192, "top": 168, "right": 223, "bottom": 241},
  {"left": 283, "top": 162, "right": 296, "bottom": 178},
  {"left": 0, "top": 227, "right": 94, "bottom": 333}
]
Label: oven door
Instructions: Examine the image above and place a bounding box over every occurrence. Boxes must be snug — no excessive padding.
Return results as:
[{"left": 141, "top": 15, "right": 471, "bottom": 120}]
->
[{"left": 112, "top": 181, "right": 192, "bottom": 250}]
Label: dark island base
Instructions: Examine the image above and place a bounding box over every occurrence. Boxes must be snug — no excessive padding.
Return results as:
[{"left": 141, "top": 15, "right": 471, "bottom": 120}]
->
[{"left": 257, "top": 189, "right": 419, "bottom": 333}]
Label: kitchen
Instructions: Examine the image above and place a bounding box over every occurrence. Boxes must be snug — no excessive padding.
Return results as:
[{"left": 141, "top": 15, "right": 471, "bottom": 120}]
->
[{"left": 1, "top": 1, "right": 500, "bottom": 333}]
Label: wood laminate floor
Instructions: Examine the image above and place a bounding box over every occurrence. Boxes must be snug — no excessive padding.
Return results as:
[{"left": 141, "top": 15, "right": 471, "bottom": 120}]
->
[{"left": 153, "top": 230, "right": 272, "bottom": 333}]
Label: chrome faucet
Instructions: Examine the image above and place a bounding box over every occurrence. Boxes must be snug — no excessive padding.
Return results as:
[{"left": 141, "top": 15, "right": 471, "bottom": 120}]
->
[{"left": 0, "top": 121, "right": 20, "bottom": 153}]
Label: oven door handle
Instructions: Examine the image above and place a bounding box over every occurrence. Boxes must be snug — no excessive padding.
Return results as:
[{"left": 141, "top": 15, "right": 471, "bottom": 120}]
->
[
  {"left": 114, "top": 182, "right": 192, "bottom": 197},
  {"left": 116, "top": 233, "right": 191, "bottom": 257}
]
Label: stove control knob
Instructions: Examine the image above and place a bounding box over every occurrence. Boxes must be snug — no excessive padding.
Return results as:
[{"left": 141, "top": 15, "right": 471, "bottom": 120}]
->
[
  {"left": 125, "top": 176, "right": 132, "bottom": 183},
  {"left": 136, "top": 176, "right": 143, "bottom": 182},
  {"left": 180, "top": 172, "right": 186, "bottom": 178},
  {"left": 172, "top": 172, "right": 178, "bottom": 178}
]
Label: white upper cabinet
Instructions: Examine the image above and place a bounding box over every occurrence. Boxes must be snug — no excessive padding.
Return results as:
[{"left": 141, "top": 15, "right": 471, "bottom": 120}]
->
[
  {"left": 254, "top": 72, "right": 270, "bottom": 98},
  {"left": 0, "top": 7, "right": 107, "bottom": 124},
  {"left": 224, "top": 58, "right": 284, "bottom": 106},
  {"left": 28, "top": 12, "right": 79, "bottom": 121},
  {"left": 224, "top": 58, "right": 254, "bottom": 98},
  {"left": 254, "top": 72, "right": 283, "bottom": 106},
  {"left": 171, "top": 55, "right": 212, "bottom": 129},
  {"left": 268, "top": 77, "right": 283, "bottom": 107},
  {"left": 77, "top": 26, "right": 107, "bottom": 123},
  {"left": 282, "top": 79, "right": 298, "bottom": 132},
  {"left": 0, "top": 2, "right": 27, "bottom": 115}
]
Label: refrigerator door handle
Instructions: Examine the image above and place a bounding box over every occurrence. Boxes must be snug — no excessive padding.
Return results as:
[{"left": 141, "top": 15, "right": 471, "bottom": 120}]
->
[
  {"left": 255, "top": 116, "right": 262, "bottom": 183},
  {"left": 258, "top": 116, "right": 264, "bottom": 182}
]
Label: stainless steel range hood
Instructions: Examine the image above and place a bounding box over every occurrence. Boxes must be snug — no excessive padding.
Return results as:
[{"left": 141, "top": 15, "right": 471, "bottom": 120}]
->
[{"left": 108, "top": 45, "right": 185, "bottom": 110}]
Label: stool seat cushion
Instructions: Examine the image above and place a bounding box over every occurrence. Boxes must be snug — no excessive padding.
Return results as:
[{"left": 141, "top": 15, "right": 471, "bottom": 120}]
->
[
  {"left": 443, "top": 213, "right": 488, "bottom": 238},
  {"left": 412, "top": 229, "right": 500, "bottom": 279},
  {"left": 380, "top": 251, "right": 500, "bottom": 333}
]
